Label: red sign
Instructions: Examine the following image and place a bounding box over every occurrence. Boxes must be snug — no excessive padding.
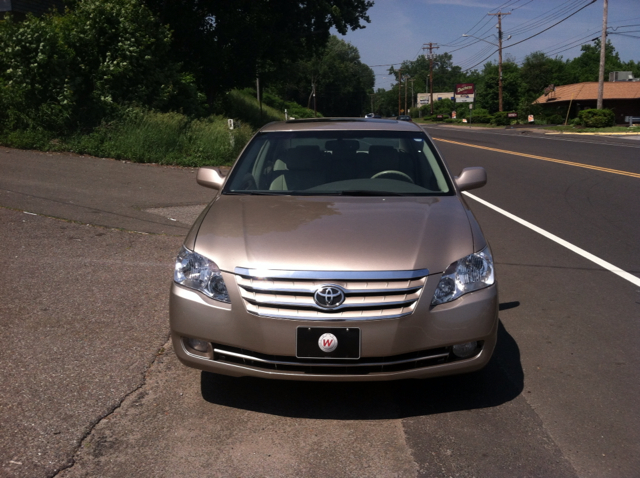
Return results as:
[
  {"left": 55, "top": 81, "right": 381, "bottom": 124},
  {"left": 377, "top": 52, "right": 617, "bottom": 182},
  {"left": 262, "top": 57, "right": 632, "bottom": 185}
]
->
[{"left": 455, "top": 83, "right": 475, "bottom": 95}]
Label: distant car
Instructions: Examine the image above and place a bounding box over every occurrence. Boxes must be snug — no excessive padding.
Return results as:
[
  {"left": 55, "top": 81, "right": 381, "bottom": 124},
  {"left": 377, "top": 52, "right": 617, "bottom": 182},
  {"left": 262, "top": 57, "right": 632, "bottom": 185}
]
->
[
  {"left": 396, "top": 115, "right": 412, "bottom": 121},
  {"left": 171, "top": 118, "right": 498, "bottom": 381}
]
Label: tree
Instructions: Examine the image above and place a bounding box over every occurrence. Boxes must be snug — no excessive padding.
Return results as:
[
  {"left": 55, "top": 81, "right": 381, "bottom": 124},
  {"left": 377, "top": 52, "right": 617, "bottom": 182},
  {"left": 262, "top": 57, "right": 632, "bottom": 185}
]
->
[
  {"left": 0, "top": 0, "right": 196, "bottom": 133},
  {"left": 142, "top": 0, "right": 374, "bottom": 106},
  {"left": 565, "top": 39, "right": 624, "bottom": 83},
  {"left": 475, "top": 60, "right": 520, "bottom": 113},
  {"left": 519, "top": 51, "right": 571, "bottom": 103},
  {"left": 275, "top": 36, "right": 374, "bottom": 117}
]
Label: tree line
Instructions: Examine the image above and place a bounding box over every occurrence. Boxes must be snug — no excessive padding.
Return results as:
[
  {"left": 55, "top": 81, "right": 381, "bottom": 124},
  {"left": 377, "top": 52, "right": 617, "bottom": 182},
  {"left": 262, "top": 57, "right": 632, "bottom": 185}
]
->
[
  {"left": 0, "top": 0, "right": 375, "bottom": 139},
  {"left": 372, "top": 41, "right": 640, "bottom": 118}
]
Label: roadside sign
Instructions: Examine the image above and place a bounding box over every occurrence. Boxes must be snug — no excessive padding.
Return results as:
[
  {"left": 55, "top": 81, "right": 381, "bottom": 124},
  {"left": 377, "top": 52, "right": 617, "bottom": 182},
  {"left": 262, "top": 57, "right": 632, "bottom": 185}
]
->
[
  {"left": 507, "top": 112, "right": 518, "bottom": 118},
  {"left": 452, "top": 111, "right": 457, "bottom": 119},
  {"left": 528, "top": 115, "right": 534, "bottom": 123},
  {"left": 228, "top": 119, "right": 234, "bottom": 130}
]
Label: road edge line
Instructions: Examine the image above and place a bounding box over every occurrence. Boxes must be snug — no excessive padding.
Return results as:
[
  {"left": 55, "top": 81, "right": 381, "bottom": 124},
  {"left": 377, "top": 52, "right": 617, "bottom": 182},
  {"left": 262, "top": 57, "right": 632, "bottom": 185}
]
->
[{"left": 463, "top": 192, "right": 640, "bottom": 288}]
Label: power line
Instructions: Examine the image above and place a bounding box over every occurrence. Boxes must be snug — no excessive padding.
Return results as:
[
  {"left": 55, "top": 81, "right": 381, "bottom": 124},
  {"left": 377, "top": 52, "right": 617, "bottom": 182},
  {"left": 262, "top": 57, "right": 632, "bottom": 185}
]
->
[
  {"left": 447, "top": 0, "right": 596, "bottom": 62},
  {"left": 609, "top": 32, "right": 640, "bottom": 39},
  {"left": 508, "top": 0, "right": 588, "bottom": 36},
  {"left": 504, "top": 0, "right": 597, "bottom": 51}
]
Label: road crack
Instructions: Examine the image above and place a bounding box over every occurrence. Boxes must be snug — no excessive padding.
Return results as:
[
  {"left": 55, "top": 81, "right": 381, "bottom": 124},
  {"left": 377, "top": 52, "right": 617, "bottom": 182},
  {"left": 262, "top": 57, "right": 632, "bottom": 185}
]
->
[{"left": 50, "top": 335, "right": 172, "bottom": 478}]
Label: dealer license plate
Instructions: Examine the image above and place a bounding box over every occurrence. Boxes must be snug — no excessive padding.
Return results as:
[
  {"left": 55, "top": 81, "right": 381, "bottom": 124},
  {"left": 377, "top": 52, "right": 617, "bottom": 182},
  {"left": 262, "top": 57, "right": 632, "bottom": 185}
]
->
[{"left": 296, "top": 327, "right": 361, "bottom": 359}]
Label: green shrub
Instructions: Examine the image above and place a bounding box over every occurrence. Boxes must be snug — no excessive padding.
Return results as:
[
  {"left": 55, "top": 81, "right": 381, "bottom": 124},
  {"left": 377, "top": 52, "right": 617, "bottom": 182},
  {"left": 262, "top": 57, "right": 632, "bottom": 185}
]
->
[
  {"left": 0, "top": 0, "right": 200, "bottom": 135},
  {"left": 547, "top": 114, "right": 565, "bottom": 125},
  {"left": 578, "top": 109, "right": 615, "bottom": 128},
  {"left": 469, "top": 108, "right": 492, "bottom": 124},
  {"left": 491, "top": 112, "right": 511, "bottom": 126}
]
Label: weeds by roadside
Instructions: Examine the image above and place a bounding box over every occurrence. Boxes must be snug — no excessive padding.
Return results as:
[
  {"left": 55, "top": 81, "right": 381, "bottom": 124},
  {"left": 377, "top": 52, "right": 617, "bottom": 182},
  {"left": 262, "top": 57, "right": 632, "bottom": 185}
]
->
[
  {"left": 0, "top": 109, "right": 255, "bottom": 167},
  {"left": 544, "top": 125, "right": 639, "bottom": 133}
]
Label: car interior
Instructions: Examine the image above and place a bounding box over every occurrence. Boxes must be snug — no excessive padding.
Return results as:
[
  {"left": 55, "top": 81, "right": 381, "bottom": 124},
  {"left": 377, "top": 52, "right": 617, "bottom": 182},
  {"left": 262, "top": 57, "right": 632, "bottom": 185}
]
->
[{"left": 227, "top": 133, "right": 451, "bottom": 194}]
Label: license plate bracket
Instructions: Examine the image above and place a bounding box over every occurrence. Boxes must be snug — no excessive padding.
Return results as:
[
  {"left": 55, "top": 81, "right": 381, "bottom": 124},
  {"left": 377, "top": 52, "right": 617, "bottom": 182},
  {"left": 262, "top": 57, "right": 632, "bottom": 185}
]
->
[{"left": 296, "top": 327, "right": 361, "bottom": 359}]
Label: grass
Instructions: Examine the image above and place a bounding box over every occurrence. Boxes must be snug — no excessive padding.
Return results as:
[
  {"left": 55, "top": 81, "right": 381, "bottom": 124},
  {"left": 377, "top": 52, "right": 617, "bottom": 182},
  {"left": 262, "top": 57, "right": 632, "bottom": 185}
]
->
[
  {"left": 413, "top": 118, "right": 500, "bottom": 128},
  {"left": 0, "top": 108, "right": 256, "bottom": 167},
  {"left": 224, "top": 90, "right": 284, "bottom": 129},
  {"left": 544, "top": 125, "right": 640, "bottom": 133},
  {"left": 0, "top": 88, "right": 297, "bottom": 166}
]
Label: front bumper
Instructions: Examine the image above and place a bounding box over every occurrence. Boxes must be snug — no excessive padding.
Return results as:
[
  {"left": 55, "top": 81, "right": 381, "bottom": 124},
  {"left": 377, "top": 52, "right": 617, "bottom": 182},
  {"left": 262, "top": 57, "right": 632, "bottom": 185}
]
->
[{"left": 169, "top": 273, "right": 498, "bottom": 381}]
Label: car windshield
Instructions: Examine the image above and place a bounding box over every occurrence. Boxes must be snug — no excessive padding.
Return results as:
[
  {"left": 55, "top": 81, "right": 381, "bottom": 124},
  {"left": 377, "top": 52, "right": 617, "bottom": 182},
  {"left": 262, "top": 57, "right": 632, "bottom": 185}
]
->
[{"left": 223, "top": 130, "right": 453, "bottom": 196}]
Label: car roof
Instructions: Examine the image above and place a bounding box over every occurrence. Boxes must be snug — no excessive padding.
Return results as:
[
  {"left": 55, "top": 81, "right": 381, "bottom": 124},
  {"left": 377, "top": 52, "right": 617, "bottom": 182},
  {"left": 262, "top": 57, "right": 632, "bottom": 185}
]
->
[{"left": 259, "top": 118, "right": 423, "bottom": 133}]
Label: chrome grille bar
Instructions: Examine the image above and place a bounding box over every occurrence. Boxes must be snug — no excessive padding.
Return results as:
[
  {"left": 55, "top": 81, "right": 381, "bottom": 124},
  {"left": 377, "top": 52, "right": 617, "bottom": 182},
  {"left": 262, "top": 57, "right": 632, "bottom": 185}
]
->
[
  {"left": 214, "top": 347, "right": 449, "bottom": 368},
  {"left": 233, "top": 267, "right": 428, "bottom": 321}
]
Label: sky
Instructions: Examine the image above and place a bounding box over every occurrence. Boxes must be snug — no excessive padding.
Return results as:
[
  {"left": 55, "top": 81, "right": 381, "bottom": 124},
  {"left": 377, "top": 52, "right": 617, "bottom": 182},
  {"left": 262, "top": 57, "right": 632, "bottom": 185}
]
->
[{"left": 335, "top": 0, "right": 640, "bottom": 90}]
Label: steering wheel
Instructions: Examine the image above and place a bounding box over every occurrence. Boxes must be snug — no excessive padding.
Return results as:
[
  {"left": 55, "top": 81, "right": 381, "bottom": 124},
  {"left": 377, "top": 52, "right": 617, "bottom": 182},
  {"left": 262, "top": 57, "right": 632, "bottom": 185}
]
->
[
  {"left": 371, "top": 170, "right": 414, "bottom": 183},
  {"left": 239, "top": 173, "right": 258, "bottom": 190}
]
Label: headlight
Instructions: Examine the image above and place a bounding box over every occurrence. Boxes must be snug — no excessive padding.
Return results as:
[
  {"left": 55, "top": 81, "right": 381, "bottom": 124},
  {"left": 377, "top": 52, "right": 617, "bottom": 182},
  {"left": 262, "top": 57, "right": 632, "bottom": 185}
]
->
[
  {"left": 174, "top": 246, "right": 230, "bottom": 303},
  {"left": 431, "top": 246, "right": 494, "bottom": 305}
]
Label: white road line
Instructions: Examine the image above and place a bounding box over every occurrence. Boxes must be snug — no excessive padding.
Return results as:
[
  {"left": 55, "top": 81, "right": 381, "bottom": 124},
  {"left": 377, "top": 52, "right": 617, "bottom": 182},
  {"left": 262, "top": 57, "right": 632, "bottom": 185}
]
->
[
  {"left": 463, "top": 192, "right": 640, "bottom": 288},
  {"left": 422, "top": 126, "right": 640, "bottom": 149}
]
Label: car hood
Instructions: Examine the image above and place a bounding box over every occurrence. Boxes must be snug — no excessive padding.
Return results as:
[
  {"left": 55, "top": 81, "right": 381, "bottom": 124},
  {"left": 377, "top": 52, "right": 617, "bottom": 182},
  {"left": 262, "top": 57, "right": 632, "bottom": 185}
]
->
[{"left": 194, "top": 195, "right": 475, "bottom": 274}]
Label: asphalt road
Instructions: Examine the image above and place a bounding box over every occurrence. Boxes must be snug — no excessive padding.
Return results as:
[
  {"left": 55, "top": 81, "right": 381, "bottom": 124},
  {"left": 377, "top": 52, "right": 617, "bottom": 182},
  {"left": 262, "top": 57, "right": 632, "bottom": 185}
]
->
[{"left": 0, "top": 129, "right": 638, "bottom": 477}]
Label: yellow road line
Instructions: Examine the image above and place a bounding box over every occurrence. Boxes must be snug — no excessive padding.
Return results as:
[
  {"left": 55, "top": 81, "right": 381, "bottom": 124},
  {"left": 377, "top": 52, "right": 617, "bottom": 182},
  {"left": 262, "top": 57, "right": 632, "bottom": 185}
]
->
[{"left": 432, "top": 137, "right": 640, "bottom": 179}]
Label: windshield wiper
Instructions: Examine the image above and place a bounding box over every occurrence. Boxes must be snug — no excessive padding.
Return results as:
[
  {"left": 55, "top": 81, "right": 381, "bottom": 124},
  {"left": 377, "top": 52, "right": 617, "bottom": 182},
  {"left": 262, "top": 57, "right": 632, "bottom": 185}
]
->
[
  {"left": 224, "top": 191, "right": 286, "bottom": 195},
  {"left": 335, "top": 190, "right": 409, "bottom": 196}
]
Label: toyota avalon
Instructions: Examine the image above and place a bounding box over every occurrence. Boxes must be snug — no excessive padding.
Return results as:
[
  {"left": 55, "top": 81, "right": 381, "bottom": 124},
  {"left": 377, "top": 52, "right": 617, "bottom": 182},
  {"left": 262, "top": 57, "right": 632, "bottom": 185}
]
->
[{"left": 170, "top": 118, "right": 498, "bottom": 381}]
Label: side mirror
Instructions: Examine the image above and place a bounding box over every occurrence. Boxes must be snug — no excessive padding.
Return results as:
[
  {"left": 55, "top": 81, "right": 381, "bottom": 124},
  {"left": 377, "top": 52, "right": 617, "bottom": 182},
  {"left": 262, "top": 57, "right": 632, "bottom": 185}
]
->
[
  {"left": 196, "top": 167, "right": 226, "bottom": 190},
  {"left": 455, "top": 167, "right": 487, "bottom": 191}
]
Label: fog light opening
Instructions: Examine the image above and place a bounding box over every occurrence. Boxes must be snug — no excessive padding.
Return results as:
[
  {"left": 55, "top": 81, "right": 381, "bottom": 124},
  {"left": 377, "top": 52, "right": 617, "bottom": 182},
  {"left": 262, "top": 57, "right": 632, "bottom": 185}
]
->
[
  {"left": 452, "top": 341, "right": 478, "bottom": 359},
  {"left": 187, "top": 338, "right": 210, "bottom": 353}
]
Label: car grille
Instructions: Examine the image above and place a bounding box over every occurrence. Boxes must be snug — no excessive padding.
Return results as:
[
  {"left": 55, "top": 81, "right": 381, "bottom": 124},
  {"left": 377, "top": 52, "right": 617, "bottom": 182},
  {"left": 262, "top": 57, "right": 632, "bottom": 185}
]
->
[
  {"left": 234, "top": 267, "right": 429, "bottom": 321},
  {"left": 211, "top": 343, "right": 467, "bottom": 375}
]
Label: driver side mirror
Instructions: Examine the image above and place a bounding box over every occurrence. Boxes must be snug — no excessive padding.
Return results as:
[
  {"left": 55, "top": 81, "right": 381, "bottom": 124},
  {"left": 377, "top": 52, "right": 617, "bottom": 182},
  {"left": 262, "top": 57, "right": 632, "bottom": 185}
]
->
[
  {"left": 455, "top": 167, "right": 487, "bottom": 191},
  {"left": 197, "top": 167, "right": 227, "bottom": 190}
]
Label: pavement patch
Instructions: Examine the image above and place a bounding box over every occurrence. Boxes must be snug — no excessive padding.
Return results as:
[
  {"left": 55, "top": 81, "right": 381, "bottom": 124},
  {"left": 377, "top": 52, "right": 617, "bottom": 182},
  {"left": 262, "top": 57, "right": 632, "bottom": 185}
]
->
[{"left": 144, "top": 205, "right": 207, "bottom": 226}]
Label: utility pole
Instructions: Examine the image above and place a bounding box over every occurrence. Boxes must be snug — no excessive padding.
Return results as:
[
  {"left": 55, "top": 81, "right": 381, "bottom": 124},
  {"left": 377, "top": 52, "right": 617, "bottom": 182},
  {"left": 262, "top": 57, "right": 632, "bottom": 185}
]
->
[
  {"left": 369, "top": 93, "right": 375, "bottom": 113},
  {"left": 409, "top": 79, "right": 415, "bottom": 109},
  {"left": 256, "top": 75, "right": 262, "bottom": 120},
  {"left": 488, "top": 11, "right": 510, "bottom": 112},
  {"left": 404, "top": 75, "right": 409, "bottom": 114},
  {"left": 597, "top": 0, "right": 608, "bottom": 110},
  {"left": 313, "top": 83, "right": 317, "bottom": 117},
  {"left": 423, "top": 43, "right": 439, "bottom": 115},
  {"left": 396, "top": 68, "right": 403, "bottom": 116}
]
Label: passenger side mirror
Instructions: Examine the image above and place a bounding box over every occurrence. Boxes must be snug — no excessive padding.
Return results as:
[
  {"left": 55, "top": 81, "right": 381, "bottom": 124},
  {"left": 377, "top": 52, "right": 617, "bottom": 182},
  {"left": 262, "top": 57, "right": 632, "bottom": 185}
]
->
[
  {"left": 455, "top": 167, "right": 487, "bottom": 191},
  {"left": 197, "top": 167, "right": 227, "bottom": 190}
]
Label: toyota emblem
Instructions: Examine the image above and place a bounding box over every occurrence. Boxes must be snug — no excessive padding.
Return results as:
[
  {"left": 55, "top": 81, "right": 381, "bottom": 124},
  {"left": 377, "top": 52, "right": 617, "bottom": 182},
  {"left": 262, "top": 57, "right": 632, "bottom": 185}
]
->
[{"left": 313, "top": 285, "right": 345, "bottom": 309}]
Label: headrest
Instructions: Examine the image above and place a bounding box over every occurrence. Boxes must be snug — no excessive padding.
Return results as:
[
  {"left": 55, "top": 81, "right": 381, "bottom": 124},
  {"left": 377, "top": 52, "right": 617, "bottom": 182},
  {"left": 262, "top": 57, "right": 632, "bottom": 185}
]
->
[
  {"left": 325, "top": 139, "right": 359, "bottom": 152},
  {"left": 282, "top": 146, "right": 322, "bottom": 171}
]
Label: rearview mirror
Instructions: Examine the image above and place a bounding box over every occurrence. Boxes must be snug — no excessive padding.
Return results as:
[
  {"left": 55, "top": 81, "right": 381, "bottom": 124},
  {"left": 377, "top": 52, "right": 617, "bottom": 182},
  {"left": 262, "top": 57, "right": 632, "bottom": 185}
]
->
[
  {"left": 455, "top": 167, "right": 487, "bottom": 191},
  {"left": 197, "top": 167, "right": 227, "bottom": 190}
]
